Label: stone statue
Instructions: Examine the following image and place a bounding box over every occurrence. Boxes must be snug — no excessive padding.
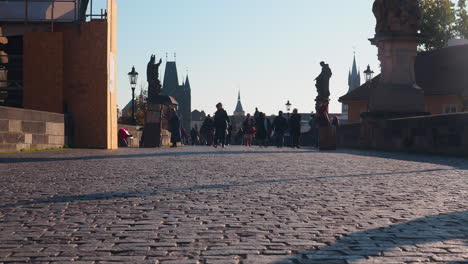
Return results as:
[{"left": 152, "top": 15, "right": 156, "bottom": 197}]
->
[
  {"left": 315, "top": 61, "right": 332, "bottom": 101},
  {"left": 373, "top": 0, "right": 421, "bottom": 34},
  {"left": 147, "top": 54, "right": 163, "bottom": 100}
]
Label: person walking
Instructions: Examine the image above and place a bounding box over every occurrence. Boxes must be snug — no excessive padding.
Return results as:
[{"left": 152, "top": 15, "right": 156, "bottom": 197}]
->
[
  {"left": 309, "top": 112, "right": 319, "bottom": 148},
  {"left": 242, "top": 114, "right": 255, "bottom": 147},
  {"left": 168, "top": 108, "right": 181, "bottom": 148},
  {"left": 213, "top": 102, "right": 230, "bottom": 148},
  {"left": 289, "top": 108, "right": 302, "bottom": 149},
  {"left": 226, "top": 124, "right": 233, "bottom": 146},
  {"left": 190, "top": 125, "right": 199, "bottom": 146},
  {"left": 257, "top": 113, "right": 271, "bottom": 147},
  {"left": 201, "top": 115, "right": 214, "bottom": 146},
  {"left": 272, "top": 111, "right": 288, "bottom": 148}
]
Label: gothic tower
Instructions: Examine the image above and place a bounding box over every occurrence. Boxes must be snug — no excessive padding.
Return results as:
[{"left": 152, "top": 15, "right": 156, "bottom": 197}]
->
[
  {"left": 343, "top": 54, "right": 361, "bottom": 115},
  {"left": 161, "top": 60, "right": 192, "bottom": 133}
]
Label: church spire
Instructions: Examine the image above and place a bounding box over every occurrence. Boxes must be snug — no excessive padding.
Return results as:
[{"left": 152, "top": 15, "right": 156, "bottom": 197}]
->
[
  {"left": 234, "top": 90, "right": 245, "bottom": 116},
  {"left": 184, "top": 74, "right": 191, "bottom": 91},
  {"left": 348, "top": 53, "right": 361, "bottom": 91}
]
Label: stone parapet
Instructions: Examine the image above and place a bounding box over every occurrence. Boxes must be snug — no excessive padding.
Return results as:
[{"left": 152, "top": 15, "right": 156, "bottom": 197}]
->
[
  {"left": 0, "top": 106, "right": 65, "bottom": 152},
  {"left": 337, "top": 113, "right": 468, "bottom": 156}
]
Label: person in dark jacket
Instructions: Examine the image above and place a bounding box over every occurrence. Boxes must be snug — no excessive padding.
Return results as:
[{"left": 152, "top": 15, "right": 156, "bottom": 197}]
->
[
  {"left": 257, "top": 113, "right": 272, "bottom": 147},
  {"left": 213, "top": 102, "right": 230, "bottom": 148},
  {"left": 168, "top": 108, "right": 181, "bottom": 148},
  {"left": 201, "top": 115, "right": 214, "bottom": 146},
  {"left": 242, "top": 114, "right": 255, "bottom": 147},
  {"left": 272, "top": 111, "right": 288, "bottom": 148},
  {"left": 309, "top": 113, "right": 319, "bottom": 148},
  {"left": 289, "top": 108, "right": 302, "bottom": 149},
  {"left": 226, "top": 124, "right": 233, "bottom": 146},
  {"left": 190, "top": 125, "right": 199, "bottom": 145}
]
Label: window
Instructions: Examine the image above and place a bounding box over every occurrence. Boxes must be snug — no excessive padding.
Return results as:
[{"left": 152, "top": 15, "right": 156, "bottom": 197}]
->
[{"left": 443, "top": 104, "right": 458, "bottom": 114}]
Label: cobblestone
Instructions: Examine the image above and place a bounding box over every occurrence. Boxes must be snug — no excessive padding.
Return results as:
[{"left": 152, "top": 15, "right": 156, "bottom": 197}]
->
[{"left": 1, "top": 146, "right": 468, "bottom": 263}]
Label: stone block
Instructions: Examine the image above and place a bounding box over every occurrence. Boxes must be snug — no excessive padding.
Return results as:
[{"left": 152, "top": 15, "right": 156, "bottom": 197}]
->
[
  {"left": 48, "top": 135, "right": 64, "bottom": 145},
  {"left": 24, "top": 134, "right": 32, "bottom": 144},
  {"left": 0, "top": 143, "right": 17, "bottom": 152},
  {"left": 32, "top": 134, "right": 49, "bottom": 144},
  {"left": 8, "top": 120, "right": 22, "bottom": 133},
  {"left": 46, "top": 122, "right": 65, "bottom": 136},
  {"left": 15, "top": 144, "right": 30, "bottom": 151},
  {"left": 4, "top": 133, "right": 25, "bottom": 144},
  {"left": 30, "top": 144, "right": 53, "bottom": 150},
  {"left": 0, "top": 120, "right": 8, "bottom": 132},
  {"left": 22, "top": 121, "right": 46, "bottom": 134}
]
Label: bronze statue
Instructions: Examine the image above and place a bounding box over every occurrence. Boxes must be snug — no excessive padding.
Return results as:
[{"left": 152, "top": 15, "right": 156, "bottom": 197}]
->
[
  {"left": 373, "top": 0, "right": 421, "bottom": 34},
  {"left": 147, "top": 54, "right": 163, "bottom": 100},
  {"left": 315, "top": 61, "right": 332, "bottom": 101}
]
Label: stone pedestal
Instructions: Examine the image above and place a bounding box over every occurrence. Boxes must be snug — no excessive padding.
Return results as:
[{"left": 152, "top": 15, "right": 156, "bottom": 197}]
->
[
  {"left": 141, "top": 102, "right": 162, "bottom": 148},
  {"left": 369, "top": 34, "right": 425, "bottom": 113}
]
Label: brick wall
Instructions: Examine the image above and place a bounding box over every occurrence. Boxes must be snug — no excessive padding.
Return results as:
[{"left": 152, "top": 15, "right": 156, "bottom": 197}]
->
[{"left": 0, "top": 106, "right": 65, "bottom": 152}]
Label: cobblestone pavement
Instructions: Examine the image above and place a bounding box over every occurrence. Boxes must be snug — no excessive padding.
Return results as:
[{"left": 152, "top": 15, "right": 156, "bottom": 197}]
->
[{"left": 1, "top": 146, "right": 468, "bottom": 264}]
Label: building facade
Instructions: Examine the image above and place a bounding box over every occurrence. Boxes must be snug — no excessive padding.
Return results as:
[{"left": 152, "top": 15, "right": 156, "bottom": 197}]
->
[
  {"left": 339, "top": 45, "right": 468, "bottom": 124},
  {"left": 0, "top": 0, "right": 118, "bottom": 149}
]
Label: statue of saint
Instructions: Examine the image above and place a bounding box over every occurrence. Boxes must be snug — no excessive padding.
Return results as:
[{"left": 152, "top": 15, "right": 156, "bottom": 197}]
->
[
  {"left": 315, "top": 61, "right": 332, "bottom": 101},
  {"left": 373, "top": 0, "right": 421, "bottom": 34},
  {"left": 147, "top": 54, "right": 162, "bottom": 100}
]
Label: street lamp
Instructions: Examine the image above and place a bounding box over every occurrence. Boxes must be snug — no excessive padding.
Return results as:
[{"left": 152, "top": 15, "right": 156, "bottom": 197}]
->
[
  {"left": 128, "top": 66, "right": 139, "bottom": 125},
  {"left": 286, "top": 100, "right": 292, "bottom": 118},
  {"left": 364, "top": 64, "right": 374, "bottom": 83}
]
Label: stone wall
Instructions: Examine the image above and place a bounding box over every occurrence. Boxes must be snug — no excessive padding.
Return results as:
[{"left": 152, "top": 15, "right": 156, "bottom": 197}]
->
[
  {"left": 0, "top": 106, "right": 65, "bottom": 152},
  {"left": 337, "top": 113, "right": 468, "bottom": 156}
]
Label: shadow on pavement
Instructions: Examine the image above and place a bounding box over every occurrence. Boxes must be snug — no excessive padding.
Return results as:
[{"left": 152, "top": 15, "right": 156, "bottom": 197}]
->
[
  {"left": 0, "top": 149, "right": 317, "bottom": 164},
  {"left": 273, "top": 211, "right": 468, "bottom": 264},
  {"left": 334, "top": 149, "right": 468, "bottom": 170},
  {"left": 0, "top": 168, "right": 452, "bottom": 208}
]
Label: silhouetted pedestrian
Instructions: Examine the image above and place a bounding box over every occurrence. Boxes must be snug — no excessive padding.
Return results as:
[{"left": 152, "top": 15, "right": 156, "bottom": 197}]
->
[
  {"left": 213, "top": 103, "right": 230, "bottom": 148},
  {"left": 243, "top": 114, "right": 255, "bottom": 147},
  {"left": 272, "top": 111, "right": 288, "bottom": 148},
  {"left": 201, "top": 115, "right": 214, "bottom": 146},
  {"left": 168, "top": 108, "right": 181, "bottom": 148},
  {"left": 309, "top": 112, "right": 319, "bottom": 148},
  {"left": 257, "top": 113, "right": 271, "bottom": 147},
  {"left": 190, "top": 126, "right": 199, "bottom": 145},
  {"left": 289, "top": 108, "right": 302, "bottom": 149}
]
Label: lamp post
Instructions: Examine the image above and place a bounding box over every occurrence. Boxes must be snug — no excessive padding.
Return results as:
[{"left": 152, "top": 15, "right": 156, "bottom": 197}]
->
[
  {"left": 285, "top": 100, "right": 292, "bottom": 118},
  {"left": 128, "top": 66, "right": 139, "bottom": 125},
  {"left": 364, "top": 64, "right": 374, "bottom": 83}
]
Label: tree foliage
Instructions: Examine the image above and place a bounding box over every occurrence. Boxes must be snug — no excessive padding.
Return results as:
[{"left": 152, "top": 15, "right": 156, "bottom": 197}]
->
[
  {"left": 456, "top": 0, "right": 468, "bottom": 38},
  {"left": 419, "top": 0, "right": 456, "bottom": 50},
  {"left": 118, "top": 84, "right": 147, "bottom": 126}
]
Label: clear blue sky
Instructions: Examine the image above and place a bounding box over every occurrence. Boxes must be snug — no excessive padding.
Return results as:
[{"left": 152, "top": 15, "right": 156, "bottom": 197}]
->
[{"left": 96, "top": 0, "right": 381, "bottom": 115}]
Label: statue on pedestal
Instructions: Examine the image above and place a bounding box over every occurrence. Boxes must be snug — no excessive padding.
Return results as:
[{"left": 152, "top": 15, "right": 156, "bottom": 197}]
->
[
  {"left": 315, "top": 61, "right": 332, "bottom": 110},
  {"left": 147, "top": 54, "right": 162, "bottom": 101},
  {"left": 373, "top": 0, "right": 421, "bottom": 34}
]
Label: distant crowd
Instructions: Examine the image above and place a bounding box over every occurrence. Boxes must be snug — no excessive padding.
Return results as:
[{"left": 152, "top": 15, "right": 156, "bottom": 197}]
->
[{"left": 168, "top": 101, "right": 339, "bottom": 148}]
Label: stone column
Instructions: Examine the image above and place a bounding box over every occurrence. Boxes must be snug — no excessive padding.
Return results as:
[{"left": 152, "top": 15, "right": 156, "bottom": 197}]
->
[
  {"left": 368, "top": 0, "right": 426, "bottom": 115},
  {"left": 369, "top": 34, "right": 425, "bottom": 113}
]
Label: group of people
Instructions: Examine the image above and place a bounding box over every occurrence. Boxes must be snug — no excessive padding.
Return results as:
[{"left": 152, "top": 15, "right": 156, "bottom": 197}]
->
[{"left": 178, "top": 100, "right": 338, "bottom": 149}]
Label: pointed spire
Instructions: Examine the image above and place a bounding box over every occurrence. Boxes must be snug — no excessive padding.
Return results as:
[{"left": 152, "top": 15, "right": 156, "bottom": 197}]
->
[
  {"left": 184, "top": 74, "right": 191, "bottom": 90},
  {"left": 234, "top": 90, "right": 245, "bottom": 116},
  {"left": 348, "top": 52, "right": 361, "bottom": 91}
]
